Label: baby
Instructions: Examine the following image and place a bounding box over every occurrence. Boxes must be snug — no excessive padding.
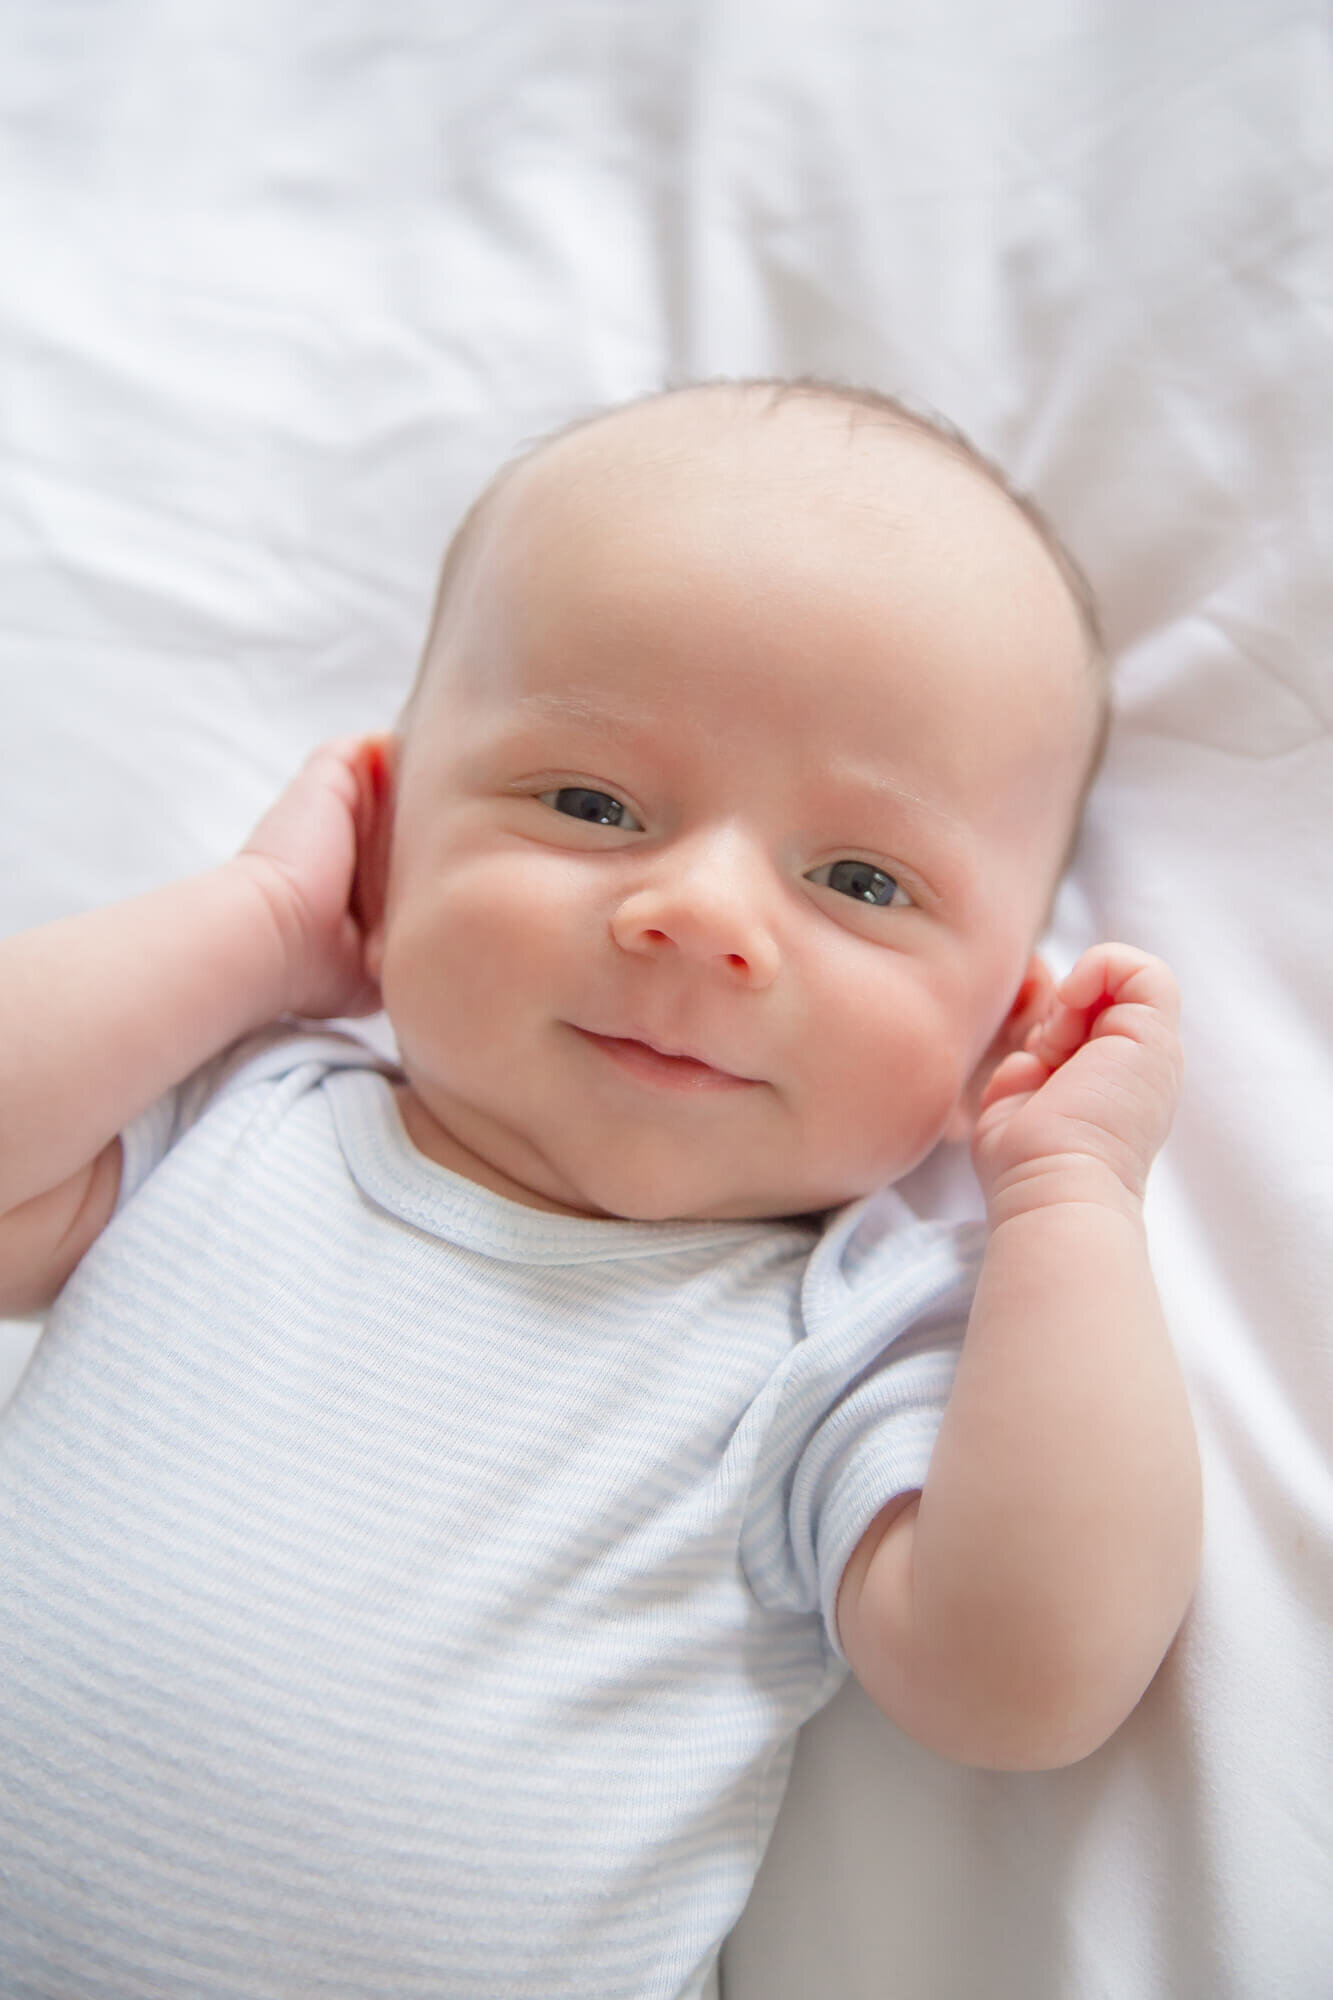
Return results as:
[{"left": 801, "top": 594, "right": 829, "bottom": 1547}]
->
[{"left": 0, "top": 380, "right": 1200, "bottom": 2000}]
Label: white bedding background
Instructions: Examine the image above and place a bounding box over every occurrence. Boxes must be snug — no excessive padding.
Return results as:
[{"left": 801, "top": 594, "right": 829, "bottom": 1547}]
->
[{"left": 2, "top": 4, "right": 1330, "bottom": 1995}]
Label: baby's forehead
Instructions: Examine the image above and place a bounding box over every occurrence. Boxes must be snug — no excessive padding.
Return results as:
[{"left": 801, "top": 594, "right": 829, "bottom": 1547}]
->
[
  {"left": 488, "top": 389, "right": 1088, "bottom": 649},
  {"left": 505, "top": 385, "right": 962, "bottom": 520},
  {"left": 497, "top": 392, "right": 1077, "bottom": 633},
  {"left": 423, "top": 385, "right": 1106, "bottom": 791}
]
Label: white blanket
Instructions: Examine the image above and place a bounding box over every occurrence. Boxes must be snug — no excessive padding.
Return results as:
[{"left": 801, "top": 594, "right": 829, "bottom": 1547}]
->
[{"left": 2, "top": 4, "right": 1329, "bottom": 1993}]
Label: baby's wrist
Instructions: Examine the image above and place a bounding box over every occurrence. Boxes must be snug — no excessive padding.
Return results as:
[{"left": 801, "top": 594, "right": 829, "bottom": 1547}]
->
[
  {"left": 981, "top": 1150, "right": 1148, "bottom": 1232},
  {"left": 223, "top": 852, "right": 314, "bottom": 1022}
]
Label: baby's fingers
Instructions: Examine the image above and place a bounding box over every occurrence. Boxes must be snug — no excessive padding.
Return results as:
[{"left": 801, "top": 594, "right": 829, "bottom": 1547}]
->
[
  {"left": 976, "top": 1048, "right": 1049, "bottom": 1119},
  {"left": 1026, "top": 944, "right": 1178, "bottom": 1071},
  {"left": 1059, "top": 942, "right": 1179, "bottom": 1019}
]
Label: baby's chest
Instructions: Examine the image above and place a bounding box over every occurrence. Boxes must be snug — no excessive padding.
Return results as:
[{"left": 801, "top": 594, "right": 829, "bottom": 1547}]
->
[
  {"left": 0, "top": 1251, "right": 803, "bottom": 1998},
  {"left": 6, "top": 1186, "right": 802, "bottom": 1713}
]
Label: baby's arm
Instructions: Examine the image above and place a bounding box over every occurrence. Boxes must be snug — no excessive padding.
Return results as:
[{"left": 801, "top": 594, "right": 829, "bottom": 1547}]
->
[
  {"left": 0, "top": 738, "right": 387, "bottom": 1314},
  {"left": 837, "top": 946, "right": 1202, "bottom": 1770}
]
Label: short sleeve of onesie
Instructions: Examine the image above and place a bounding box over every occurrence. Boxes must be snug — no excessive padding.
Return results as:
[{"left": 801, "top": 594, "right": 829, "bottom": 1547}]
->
[
  {"left": 739, "top": 1188, "right": 983, "bottom": 1660},
  {"left": 115, "top": 1027, "right": 399, "bottom": 1212}
]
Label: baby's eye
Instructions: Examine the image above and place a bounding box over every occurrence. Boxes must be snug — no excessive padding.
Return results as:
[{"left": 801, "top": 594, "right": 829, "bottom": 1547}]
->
[
  {"left": 538, "top": 786, "right": 642, "bottom": 830},
  {"left": 807, "top": 859, "right": 910, "bottom": 908}
]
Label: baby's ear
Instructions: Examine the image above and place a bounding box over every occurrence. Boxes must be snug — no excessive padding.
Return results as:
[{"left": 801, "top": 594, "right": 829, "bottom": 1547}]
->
[
  {"left": 943, "top": 955, "right": 1055, "bottom": 1143},
  {"left": 351, "top": 732, "right": 400, "bottom": 981}
]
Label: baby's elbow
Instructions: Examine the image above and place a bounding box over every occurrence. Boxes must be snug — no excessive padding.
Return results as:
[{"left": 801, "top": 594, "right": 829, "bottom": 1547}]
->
[
  {"left": 0, "top": 1142, "right": 121, "bottom": 1317},
  {"left": 875, "top": 1693, "right": 1107, "bottom": 1775},
  {"left": 938, "top": 1684, "right": 1142, "bottom": 1773},
  {"left": 840, "top": 1500, "right": 1197, "bottom": 1773},
  {"left": 858, "top": 1631, "right": 1180, "bottom": 1773}
]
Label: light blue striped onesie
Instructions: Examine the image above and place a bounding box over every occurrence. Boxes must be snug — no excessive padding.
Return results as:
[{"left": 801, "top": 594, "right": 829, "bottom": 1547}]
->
[{"left": 0, "top": 1032, "right": 979, "bottom": 1999}]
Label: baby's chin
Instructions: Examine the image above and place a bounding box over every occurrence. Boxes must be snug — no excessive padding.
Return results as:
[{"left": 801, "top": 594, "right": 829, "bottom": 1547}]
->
[
  {"left": 539, "top": 1130, "right": 912, "bottom": 1225},
  {"left": 397, "top": 1081, "right": 896, "bottom": 1223}
]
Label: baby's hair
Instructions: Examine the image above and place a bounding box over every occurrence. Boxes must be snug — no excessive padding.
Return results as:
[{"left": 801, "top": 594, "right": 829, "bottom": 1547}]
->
[{"left": 408, "top": 376, "right": 1111, "bottom": 834}]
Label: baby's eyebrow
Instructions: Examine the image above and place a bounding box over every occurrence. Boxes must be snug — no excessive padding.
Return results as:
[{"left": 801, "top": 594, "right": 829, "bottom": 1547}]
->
[
  {"left": 819, "top": 756, "right": 965, "bottom": 831},
  {"left": 508, "top": 689, "right": 663, "bottom": 737}
]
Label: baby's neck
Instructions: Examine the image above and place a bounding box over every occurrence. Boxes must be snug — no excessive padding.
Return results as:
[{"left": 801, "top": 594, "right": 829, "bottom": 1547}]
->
[{"left": 392, "top": 1083, "right": 607, "bottom": 1218}]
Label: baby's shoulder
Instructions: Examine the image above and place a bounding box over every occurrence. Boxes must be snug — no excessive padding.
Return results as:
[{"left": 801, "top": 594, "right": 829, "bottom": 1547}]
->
[{"left": 116, "top": 1025, "right": 397, "bottom": 1212}]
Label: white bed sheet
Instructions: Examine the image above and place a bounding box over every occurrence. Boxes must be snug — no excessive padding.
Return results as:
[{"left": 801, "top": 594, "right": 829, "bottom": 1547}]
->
[{"left": 1, "top": 4, "right": 1330, "bottom": 1994}]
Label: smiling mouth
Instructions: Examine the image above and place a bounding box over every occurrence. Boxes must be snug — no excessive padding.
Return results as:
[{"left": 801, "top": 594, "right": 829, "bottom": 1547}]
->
[{"left": 571, "top": 1028, "right": 760, "bottom": 1093}]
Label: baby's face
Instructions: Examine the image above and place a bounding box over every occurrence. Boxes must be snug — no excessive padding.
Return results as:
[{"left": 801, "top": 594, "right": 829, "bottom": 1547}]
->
[{"left": 373, "top": 397, "right": 1097, "bottom": 1220}]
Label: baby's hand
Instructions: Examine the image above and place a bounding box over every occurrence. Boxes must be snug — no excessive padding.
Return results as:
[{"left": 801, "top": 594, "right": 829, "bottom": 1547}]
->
[
  {"left": 237, "top": 736, "right": 390, "bottom": 1021},
  {"left": 971, "top": 945, "right": 1183, "bottom": 1217}
]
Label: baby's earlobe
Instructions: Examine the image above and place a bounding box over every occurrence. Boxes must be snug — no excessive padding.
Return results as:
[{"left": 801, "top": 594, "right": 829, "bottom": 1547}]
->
[
  {"left": 1003, "top": 956, "right": 1056, "bottom": 1048},
  {"left": 350, "top": 733, "right": 399, "bottom": 945},
  {"left": 946, "top": 956, "right": 1057, "bottom": 1143},
  {"left": 363, "top": 734, "right": 395, "bottom": 808}
]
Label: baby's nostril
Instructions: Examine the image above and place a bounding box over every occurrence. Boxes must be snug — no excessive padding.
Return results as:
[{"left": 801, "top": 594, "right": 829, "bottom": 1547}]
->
[{"left": 725, "top": 953, "right": 747, "bottom": 971}]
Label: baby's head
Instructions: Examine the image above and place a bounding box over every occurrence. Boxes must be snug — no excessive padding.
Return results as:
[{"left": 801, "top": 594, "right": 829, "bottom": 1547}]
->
[{"left": 363, "top": 380, "right": 1107, "bottom": 1222}]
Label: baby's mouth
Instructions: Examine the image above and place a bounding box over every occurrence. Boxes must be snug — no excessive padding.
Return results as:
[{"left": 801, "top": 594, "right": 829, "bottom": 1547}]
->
[{"left": 570, "top": 1028, "right": 760, "bottom": 1093}]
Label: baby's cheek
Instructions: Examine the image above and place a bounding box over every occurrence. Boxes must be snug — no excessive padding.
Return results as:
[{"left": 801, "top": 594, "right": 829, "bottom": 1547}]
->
[
  {"left": 812, "top": 996, "right": 966, "bottom": 1183},
  {"left": 430, "top": 853, "right": 564, "bottom": 949},
  {"left": 456, "top": 865, "right": 591, "bottom": 996}
]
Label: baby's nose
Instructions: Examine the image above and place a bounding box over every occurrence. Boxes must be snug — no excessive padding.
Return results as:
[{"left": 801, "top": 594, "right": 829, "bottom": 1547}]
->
[{"left": 609, "top": 839, "right": 780, "bottom": 988}]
